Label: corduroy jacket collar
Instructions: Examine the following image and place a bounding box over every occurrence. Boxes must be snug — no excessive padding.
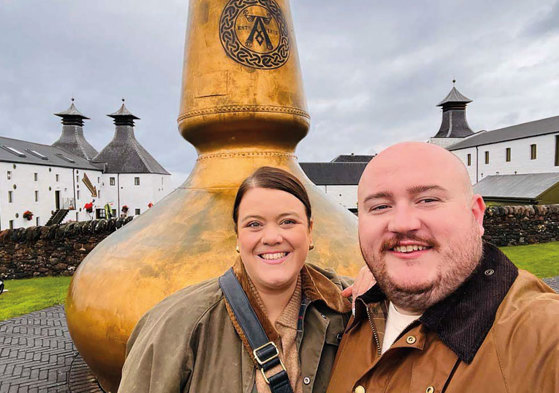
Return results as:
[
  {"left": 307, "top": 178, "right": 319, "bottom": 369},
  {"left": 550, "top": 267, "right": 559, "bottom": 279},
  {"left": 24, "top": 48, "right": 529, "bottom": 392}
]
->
[{"left": 353, "top": 242, "right": 518, "bottom": 363}]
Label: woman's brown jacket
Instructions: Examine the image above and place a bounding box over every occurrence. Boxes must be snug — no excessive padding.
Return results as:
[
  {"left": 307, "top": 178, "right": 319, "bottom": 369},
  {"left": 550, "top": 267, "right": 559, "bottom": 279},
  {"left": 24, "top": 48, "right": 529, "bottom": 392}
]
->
[{"left": 118, "top": 262, "right": 352, "bottom": 393}]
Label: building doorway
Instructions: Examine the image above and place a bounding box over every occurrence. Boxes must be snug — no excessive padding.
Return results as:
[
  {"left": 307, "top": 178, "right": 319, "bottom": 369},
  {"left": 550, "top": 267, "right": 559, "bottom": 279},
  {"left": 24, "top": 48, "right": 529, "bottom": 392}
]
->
[{"left": 55, "top": 191, "right": 61, "bottom": 210}]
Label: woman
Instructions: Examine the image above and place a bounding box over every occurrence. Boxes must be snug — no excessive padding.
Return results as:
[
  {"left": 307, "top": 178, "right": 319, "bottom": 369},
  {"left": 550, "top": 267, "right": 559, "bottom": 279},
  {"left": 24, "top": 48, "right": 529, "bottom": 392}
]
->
[{"left": 118, "top": 167, "right": 361, "bottom": 393}]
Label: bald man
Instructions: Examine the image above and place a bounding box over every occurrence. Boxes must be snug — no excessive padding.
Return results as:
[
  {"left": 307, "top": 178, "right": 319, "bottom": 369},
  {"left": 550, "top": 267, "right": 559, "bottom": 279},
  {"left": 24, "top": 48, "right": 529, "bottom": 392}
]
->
[{"left": 327, "top": 142, "right": 559, "bottom": 393}]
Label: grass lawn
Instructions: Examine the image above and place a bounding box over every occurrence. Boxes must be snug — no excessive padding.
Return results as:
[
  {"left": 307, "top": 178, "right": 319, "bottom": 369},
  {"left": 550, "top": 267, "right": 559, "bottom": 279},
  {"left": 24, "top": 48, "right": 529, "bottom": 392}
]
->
[
  {"left": 0, "top": 276, "right": 72, "bottom": 321},
  {"left": 499, "top": 241, "right": 559, "bottom": 278}
]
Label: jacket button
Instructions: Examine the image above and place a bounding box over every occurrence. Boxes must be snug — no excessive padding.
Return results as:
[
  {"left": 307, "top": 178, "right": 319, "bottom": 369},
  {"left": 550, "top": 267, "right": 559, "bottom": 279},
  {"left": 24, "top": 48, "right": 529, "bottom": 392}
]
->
[
  {"left": 354, "top": 386, "right": 365, "bottom": 393},
  {"left": 321, "top": 313, "right": 327, "bottom": 319},
  {"left": 303, "top": 377, "right": 311, "bottom": 385},
  {"left": 484, "top": 269, "right": 495, "bottom": 276},
  {"left": 426, "top": 387, "right": 435, "bottom": 393},
  {"left": 406, "top": 335, "right": 417, "bottom": 344}
]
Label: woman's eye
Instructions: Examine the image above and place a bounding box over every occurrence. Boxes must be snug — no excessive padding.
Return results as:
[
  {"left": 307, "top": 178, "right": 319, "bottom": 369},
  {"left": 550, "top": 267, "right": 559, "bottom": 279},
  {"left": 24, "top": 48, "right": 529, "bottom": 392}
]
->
[
  {"left": 246, "top": 221, "right": 261, "bottom": 228},
  {"left": 281, "top": 219, "right": 296, "bottom": 225}
]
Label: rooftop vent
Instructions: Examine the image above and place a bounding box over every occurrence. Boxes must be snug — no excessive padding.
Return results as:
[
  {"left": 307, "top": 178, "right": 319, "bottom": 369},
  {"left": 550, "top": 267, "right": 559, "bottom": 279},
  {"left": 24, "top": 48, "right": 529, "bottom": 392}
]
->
[
  {"left": 56, "top": 153, "right": 75, "bottom": 163},
  {"left": 1, "top": 145, "right": 26, "bottom": 157},
  {"left": 26, "top": 149, "right": 49, "bottom": 160}
]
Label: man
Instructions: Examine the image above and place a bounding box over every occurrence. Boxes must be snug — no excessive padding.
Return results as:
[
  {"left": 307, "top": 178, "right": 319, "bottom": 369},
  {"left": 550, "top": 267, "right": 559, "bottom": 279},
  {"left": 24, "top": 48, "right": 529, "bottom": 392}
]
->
[{"left": 327, "top": 142, "right": 559, "bottom": 393}]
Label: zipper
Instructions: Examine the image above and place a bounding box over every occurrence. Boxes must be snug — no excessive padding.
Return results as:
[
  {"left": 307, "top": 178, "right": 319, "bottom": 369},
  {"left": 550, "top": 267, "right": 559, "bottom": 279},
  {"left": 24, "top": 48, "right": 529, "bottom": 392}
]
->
[{"left": 364, "top": 302, "right": 382, "bottom": 356}]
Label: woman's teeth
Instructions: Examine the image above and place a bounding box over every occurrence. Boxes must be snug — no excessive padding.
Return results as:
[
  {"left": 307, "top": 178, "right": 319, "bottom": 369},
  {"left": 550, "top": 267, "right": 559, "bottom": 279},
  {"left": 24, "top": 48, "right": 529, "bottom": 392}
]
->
[
  {"left": 393, "top": 245, "right": 428, "bottom": 253},
  {"left": 260, "top": 252, "right": 288, "bottom": 260}
]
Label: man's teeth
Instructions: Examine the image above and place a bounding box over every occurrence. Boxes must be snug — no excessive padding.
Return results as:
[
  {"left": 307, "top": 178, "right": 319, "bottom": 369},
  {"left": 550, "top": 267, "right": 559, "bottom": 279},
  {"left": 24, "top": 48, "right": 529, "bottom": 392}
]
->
[
  {"left": 393, "top": 245, "right": 428, "bottom": 253},
  {"left": 260, "top": 252, "right": 288, "bottom": 260}
]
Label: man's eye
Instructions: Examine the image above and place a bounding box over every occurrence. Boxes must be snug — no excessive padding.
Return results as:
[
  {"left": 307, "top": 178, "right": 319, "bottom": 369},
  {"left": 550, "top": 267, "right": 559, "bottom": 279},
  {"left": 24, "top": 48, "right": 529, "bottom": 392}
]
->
[
  {"left": 370, "top": 204, "right": 390, "bottom": 211},
  {"left": 418, "top": 198, "right": 439, "bottom": 204}
]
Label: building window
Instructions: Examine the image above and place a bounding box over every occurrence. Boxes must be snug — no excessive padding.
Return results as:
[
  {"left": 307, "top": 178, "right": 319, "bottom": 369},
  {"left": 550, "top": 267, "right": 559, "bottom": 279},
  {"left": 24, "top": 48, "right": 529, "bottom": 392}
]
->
[
  {"left": 97, "top": 177, "right": 100, "bottom": 183},
  {"left": 530, "top": 144, "right": 537, "bottom": 160},
  {"left": 77, "top": 190, "right": 80, "bottom": 200},
  {"left": 98, "top": 190, "right": 101, "bottom": 198},
  {"left": 7, "top": 171, "right": 11, "bottom": 180},
  {"left": 134, "top": 177, "right": 140, "bottom": 186},
  {"left": 135, "top": 208, "right": 141, "bottom": 215},
  {"left": 505, "top": 148, "right": 511, "bottom": 162},
  {"left": 8, "top": 191, "right": 13, "bottom": 203},
  {"left": 35, "top": 191, "right": 39, "bottom": 202},
  {"left": 467, "top": 154, "right": 471, "bottom": 166},
  {"left": 56, "top": 174, "right": 59, "bottom": 182},
  {"left": 484, "top": 151, "right": 489, "bottom": 164},
  {"left": 76, "top": 175, "right": 79, "bottom": 182},
  {"left": 556, "top": 136, "right": 559, "bottom": 166},
  {"left": 9, "top": 220, "right": 13, "bottom": 229},
  {"left": 34, "top": 173, "right": 38, "bottom": 181},
  {"left": 110, "top": 177, "right": 115, "bottom": 186},
  {"left": 36, "top": 217, "right": 40, "bottom": 226}
]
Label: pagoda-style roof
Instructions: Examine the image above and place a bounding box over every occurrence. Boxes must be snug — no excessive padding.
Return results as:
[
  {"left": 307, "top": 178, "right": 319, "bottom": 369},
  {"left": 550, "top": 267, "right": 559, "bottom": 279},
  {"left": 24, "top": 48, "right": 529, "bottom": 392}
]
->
[
  {"left": 52, "top": 99, "right": 99, "bottom": 160},
  {"left": 92, "top": 101, "right": 169, "bottom": 175},
  {"left": 437, "top": 86, "right": 472, "bottom": 107},
  {"left": 433, "top": 82, "right": 474, "bottom": 138},
  {"left": 107, "top": 100, "right": 140, "bottom": 126},
  {"left": 54, "top": 101, "right": 90, "bottom": 120}
]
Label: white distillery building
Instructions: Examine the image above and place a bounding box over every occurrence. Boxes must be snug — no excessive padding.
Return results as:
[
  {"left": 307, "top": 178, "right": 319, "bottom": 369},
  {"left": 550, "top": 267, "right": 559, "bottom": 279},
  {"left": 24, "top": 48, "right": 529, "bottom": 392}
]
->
[
  {"left": 0, "top": 100, "right": 171, "bottom": 230},
  {"left": 429, "top": 84, "right": 559, "bottom": 204}
]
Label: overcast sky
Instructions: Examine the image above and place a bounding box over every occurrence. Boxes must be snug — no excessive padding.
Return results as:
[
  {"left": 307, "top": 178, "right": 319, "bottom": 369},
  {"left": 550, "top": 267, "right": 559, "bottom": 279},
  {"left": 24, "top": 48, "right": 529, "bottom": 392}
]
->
[{"left": 2, "top": 0, "right": 559, "bottom": 187}]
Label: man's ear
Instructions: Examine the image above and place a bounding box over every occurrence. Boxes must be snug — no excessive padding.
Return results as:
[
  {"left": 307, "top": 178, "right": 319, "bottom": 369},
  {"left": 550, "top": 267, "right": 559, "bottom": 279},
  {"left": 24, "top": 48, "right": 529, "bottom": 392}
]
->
[{"left": 471, "top": 194, "right": 486, "bottom": 235}]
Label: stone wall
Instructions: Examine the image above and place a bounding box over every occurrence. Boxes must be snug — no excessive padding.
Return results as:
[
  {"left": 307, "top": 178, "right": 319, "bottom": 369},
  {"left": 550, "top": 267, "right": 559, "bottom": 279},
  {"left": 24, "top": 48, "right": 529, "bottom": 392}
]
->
[
  {"left": 483, "top": 204, "right": 559, "bottom": 246},
  {"left": 0, "top": 217, "right": 133, "bottom": 280},
  {"left": 1, "top": 205, "right": 558, "bottom": 280}
]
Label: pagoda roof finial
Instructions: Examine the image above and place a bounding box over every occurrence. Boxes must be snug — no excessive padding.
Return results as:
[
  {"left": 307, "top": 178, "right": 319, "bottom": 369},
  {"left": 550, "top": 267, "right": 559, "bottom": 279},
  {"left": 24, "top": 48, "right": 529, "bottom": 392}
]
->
[
  {"left": 54, "top": 98, "right": 90, "bottom": 120},
  {"left": 437, "top": 82, "right": 472, "bottom": 107}
]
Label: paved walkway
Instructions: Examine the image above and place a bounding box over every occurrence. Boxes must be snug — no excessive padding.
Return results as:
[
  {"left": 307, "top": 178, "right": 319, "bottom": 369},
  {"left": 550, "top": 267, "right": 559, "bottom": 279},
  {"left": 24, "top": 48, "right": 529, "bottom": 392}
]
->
[
  {"left": 0, "top": 306, "right": 101, "bottom": 393},
  {"left": 0, "top": 277, "right": 557, "bottom": 392}
]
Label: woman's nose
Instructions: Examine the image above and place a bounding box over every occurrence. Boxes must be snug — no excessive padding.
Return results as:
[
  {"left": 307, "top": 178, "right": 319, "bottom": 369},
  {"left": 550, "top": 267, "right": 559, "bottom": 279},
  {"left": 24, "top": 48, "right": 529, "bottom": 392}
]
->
[{"left": 261, "top": 226, "right": 283, "bottom": 245}]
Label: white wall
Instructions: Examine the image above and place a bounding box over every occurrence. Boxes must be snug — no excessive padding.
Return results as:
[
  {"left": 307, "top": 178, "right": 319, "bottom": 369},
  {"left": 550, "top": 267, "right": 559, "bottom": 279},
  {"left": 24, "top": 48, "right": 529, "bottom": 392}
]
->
[
  {"left": 100, "top": 173, "right": 172, "bottom": 218},
  {"left": 0, "top": 162, "right": 100, "bottom": 230},
  {"left": 313, "top": 184, "right": 358, "bottom": 211},
  {"left": 451, "top": 133, "right": 559, "bottom": 184}
]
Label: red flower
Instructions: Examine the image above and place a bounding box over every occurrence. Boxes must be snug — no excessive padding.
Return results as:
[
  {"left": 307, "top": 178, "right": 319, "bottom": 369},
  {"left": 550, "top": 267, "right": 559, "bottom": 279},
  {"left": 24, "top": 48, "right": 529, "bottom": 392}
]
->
[
  {"left": 23, "top": 210, "right": 33, "bottom": 220},
  {"left": 148, "top": 202, "right": 153, "bottom": 208},
  {"left": 84, "top": 202, "right": 93, "bottom": 213}
]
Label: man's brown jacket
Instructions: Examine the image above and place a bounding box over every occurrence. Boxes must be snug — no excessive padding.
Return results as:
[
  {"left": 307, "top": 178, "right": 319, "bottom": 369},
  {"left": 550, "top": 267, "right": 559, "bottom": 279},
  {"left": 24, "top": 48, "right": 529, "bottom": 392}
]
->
[{"left": 327, "top": 243, "right": 559, "bottom": 393}]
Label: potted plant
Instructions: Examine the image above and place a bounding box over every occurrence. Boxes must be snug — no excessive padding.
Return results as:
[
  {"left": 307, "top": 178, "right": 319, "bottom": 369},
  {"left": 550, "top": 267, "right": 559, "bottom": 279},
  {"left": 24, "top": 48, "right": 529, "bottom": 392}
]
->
[
  {"left": 23, "top": 210, "right": 33, "bottom": 221},
  {"left": 84, "top": 202, "right": 93, "bottom": 214},
  {"left": 121, "top": 205, "right": 129, "bottom": 213}
]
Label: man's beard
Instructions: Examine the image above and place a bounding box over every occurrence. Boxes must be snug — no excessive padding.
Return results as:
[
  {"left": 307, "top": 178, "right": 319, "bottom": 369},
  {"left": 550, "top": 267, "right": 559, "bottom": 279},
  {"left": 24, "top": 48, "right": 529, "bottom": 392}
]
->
[{"left": 361, "top": 220, "right": 483, "bottom": 313}]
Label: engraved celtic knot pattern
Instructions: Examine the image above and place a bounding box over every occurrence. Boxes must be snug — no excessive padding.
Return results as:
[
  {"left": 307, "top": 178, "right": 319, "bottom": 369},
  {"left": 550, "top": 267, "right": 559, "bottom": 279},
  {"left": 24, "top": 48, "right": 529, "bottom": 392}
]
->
[{"left": 220, "top": 0, "right": 290, "bottom": 69}]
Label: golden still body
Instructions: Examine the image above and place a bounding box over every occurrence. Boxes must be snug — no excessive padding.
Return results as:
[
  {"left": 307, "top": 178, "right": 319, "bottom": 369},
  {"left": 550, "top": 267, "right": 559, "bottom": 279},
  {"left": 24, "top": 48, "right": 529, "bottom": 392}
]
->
[{"left": 66, "top": 0, "right": 364, "bottom": 391}]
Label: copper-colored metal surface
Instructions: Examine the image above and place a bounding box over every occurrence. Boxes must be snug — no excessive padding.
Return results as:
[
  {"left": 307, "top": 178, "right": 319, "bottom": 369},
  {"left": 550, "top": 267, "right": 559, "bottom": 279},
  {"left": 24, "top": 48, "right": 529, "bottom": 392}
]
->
[{"left": 66, "top": 0, "right": 364, "bottom": 391}]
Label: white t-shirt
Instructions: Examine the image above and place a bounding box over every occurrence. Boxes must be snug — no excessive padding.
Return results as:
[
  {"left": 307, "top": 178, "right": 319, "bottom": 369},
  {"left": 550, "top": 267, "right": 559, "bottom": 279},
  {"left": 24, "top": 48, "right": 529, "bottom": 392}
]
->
[{"left": 381, "top": 302, "right": 422, "bottom": 355}]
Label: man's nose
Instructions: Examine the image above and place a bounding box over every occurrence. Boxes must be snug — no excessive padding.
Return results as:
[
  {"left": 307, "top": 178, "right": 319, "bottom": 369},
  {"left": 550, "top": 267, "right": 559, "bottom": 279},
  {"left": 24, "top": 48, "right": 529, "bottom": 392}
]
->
[
  {"left": 387, "top": 204, "right": 421, "bottom": 233},
  {"left": 262, "top": 226, "right": 283, "bottom": 245}
]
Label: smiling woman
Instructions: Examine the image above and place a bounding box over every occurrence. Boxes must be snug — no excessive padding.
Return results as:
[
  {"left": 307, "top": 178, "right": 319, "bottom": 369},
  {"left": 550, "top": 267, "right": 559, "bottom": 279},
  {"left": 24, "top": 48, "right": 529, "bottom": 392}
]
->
[{"left": 118, "top": 166, "right": 355, "bottom": 393}]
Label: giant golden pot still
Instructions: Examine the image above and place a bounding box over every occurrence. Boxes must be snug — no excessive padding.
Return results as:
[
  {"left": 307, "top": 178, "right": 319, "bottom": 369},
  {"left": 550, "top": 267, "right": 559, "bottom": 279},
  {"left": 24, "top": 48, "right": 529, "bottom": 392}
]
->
[{"left": 65, "top": 0, "right": 364, "bottom": 391}]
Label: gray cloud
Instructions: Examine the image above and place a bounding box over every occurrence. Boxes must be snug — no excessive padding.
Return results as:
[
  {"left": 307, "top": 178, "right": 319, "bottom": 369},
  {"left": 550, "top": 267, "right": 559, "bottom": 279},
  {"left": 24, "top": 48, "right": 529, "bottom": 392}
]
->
[{"left": 1, "top": 0, "right": 559, "bottom": 185}]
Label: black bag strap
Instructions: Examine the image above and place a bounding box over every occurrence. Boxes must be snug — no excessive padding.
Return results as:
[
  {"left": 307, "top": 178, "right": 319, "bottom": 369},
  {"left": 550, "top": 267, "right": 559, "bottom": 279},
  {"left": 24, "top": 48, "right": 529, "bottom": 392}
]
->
[{"left": 219, "top": 268, "right": 294, "bottom": 393}]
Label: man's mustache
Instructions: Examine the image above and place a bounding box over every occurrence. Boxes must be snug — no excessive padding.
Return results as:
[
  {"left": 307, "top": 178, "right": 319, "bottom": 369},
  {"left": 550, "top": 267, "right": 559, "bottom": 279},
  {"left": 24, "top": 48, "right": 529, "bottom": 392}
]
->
[{"left": 380, "top": 233, "right": 439, "bottom": 252}]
